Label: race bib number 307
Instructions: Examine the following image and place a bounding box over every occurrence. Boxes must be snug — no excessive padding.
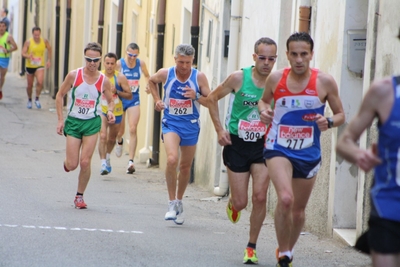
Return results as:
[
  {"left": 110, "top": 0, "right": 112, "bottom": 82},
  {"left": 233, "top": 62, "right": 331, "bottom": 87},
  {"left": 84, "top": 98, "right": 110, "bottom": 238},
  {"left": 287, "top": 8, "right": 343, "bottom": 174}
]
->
[
  {"left": 169, "top": 98, "right": 193, "bottom": 115},
  {"left": 277, "top": 125, "right": 313, "bottom": 150}
]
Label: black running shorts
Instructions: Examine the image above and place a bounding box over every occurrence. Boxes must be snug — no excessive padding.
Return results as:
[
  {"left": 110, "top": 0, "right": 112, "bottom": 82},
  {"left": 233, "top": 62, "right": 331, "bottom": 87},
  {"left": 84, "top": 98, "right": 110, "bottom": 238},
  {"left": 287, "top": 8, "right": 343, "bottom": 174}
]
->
[{"left": 222, "top": 134, "right": 264, "bottom": 173}]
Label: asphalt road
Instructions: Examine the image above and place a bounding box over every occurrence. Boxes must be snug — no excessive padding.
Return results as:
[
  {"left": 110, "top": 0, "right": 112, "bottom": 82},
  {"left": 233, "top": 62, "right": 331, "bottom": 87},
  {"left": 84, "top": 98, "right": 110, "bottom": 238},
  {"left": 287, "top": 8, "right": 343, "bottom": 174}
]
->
[{"left": 0, "top": 73, "right": 372, "bottom": 267}]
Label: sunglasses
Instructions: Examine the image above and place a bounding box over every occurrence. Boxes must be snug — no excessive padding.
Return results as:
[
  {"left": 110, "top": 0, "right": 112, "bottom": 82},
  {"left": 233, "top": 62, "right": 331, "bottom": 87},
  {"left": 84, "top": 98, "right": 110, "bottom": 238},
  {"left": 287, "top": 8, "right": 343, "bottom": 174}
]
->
[
  {"left": 84, "top": 56, "right": 101, "bottom": 63},
  {"left": 126, "top": 52, "right": 138, "bottom": 57},
  {"left": 256, "top": 54, "right": 277, "bottom": 62}
]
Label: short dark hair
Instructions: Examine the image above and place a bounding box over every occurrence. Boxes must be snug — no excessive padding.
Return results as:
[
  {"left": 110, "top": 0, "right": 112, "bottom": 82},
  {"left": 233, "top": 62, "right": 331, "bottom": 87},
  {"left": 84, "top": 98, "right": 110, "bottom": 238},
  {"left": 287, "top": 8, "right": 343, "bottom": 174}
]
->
[
  {"left": 0, "top": 21, "right": 6, "bottom": 27},
  {"left": 3, "top": 8, "right": 8, "bottom": 15},
  {"left": 84, "top": 42, "right": 102, "bottom": 56},
  {"left": 286, "top": 32, "right": 314, "bottom": 52},
  {"left": 126, "top": 43, "right": 139, "bottom": 51},
  {"left": 104, "top": 52, "right": 118, "bottom": 61},
  {"left": 32, "top": 26, "right": 41, "bottom": 33},
  {"left": 254, "top": 37, "right": 277, "bottom": 54}
]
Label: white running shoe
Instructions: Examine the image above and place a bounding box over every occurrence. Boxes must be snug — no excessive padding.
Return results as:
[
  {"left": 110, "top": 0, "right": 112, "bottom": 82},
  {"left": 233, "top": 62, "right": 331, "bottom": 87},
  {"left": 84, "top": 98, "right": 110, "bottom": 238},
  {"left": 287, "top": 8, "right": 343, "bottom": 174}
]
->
[
  {"left": 35, "top": 100, "right": 41, "bottom": 109},
  {"left": 126, "top": 161, "right": 135, "bottom": 174},
  {"left": 164, "top": 201, "right": 177, "bottom": 220},
  {"left": 115, "top": 138, "right": 123, "bottom": 157},
  {"left": 174, "top": 201, "right": 185, "bottom": 225},
  {"left": 100, "top": 163, "right": 109, "bottom": 175}
]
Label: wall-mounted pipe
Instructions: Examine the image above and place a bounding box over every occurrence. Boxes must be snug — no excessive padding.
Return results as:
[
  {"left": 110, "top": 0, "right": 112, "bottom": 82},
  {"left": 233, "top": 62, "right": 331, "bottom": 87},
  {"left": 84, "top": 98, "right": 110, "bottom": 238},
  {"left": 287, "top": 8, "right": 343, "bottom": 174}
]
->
[
  {"left": 214, "top": 0, "right": 242, "bottom": 197},
  {"left": 19, "top": 0, "right": 28, "bottom": 76},
  {"left": 191, "top": 0, "right": 200, "bottom": 67},
  {"left": 149, "top": 0, "right": 166, "bottom": 167},
  {"left": 53, "top": 0, "right": 61, "bottom": 99},
  {"left": 62, "top": 0, "right": 72, "bottom": 106},
  {"left": 299, "top": 6, "right": 311, "bottom": 33}
]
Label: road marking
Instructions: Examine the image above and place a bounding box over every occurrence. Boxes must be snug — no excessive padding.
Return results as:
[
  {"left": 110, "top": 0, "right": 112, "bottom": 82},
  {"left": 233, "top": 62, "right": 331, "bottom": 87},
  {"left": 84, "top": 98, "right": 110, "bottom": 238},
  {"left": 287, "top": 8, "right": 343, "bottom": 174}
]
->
[{"left": 0, "top": 223, "right": 143, "bottom": 234}]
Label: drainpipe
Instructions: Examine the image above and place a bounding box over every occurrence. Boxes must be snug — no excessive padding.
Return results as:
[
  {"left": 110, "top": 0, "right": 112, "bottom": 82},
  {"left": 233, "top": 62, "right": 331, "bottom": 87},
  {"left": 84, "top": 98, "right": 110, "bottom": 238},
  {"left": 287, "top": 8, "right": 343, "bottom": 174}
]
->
[
  {"left": 63, "top": 0, "right": 71, "bottom": 106},
  {"left": 53, "top": 0, "right": 61, "bottom": 98},
  {"left": 149, "top": 0, "right": 166, "bottom": 166},
  {"left": 214, "top": 0, "right": 242, "bottom": 196},
  {"left": 142, "top": 0, "right": 157, "bottom": 164},
  {"left": 97, "top": 0, "right": 105, "bottom": 69},
  {"left": 115, "top": 0, "right": 125, "bottom": 59},
  {"left": 188, "top": 0, "right": 201, "bottom": 183},
  {"left": 19, "top": 0, "right": 28, "bottom": 76},
  {"left": 191, "top": 0, "right": 200, "bottom": 67},
  {"left": 299, "top": 0, "right": 311, "bottom": 33}
]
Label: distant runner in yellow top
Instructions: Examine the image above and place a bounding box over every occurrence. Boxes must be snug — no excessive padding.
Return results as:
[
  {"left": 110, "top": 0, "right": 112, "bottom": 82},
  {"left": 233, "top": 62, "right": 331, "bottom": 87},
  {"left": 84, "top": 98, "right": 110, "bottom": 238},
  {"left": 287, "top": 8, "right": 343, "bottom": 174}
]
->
[
  {"left": 21, "top": 26, "right": 52, "bottom": 109},
  {"left": 98, "top": 52, "right": 132, "bottom": 175}
]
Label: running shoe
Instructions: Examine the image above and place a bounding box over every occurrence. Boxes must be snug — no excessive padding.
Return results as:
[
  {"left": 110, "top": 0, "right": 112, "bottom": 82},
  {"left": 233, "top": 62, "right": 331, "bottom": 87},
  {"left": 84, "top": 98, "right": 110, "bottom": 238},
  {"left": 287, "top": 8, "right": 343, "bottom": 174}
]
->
[
  {"left": 105, "top": 158, "right": 112, "bottom": 173},
  {"left": 27, "top": 100, "right": 32, "bottom": 109},
  {"left": 226, "top": 200, "right": 241, "bottom": 223},
  {"left": 126, "top": 161, "right": 135, "bottom": 174},
  {"left": 174, "top": 201, "right": 185, "bottom": 225},
  {"left": 74, "top": 195, "right": 87, "bottom": 209},
  {"left": 100, "top": 163, "right": 109, "bottom": 175},
  {"left": 115, "top": 138, "right": 123, "bottom": 157},
  {"left": 0, "top": 91, "right": 3, "bottom": 100},
  {"left": 276, "top": 256, "right": 292, "bottom": 267},
  {"left": 165, "top": 201, "right": 177, "bottom": 220},
  {"left": 243, "top": 247, "right": 258, "bottom": 264},
  {"left": 35, "top": 100, "right": 41, "bottom": 109}
]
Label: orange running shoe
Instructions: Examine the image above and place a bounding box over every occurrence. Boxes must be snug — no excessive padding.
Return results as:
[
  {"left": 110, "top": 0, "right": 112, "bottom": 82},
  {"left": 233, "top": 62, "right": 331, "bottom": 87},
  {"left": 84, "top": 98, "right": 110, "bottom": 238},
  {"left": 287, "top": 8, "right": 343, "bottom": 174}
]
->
[
  {"left": 226, "top": 200, "right": 241, "bottom": 223},
  {"left": 243, "top": 247, "right": 258, "bottom": 264},
  {"left": 74, "top": 195, "right": 87, "bottom": 209}
]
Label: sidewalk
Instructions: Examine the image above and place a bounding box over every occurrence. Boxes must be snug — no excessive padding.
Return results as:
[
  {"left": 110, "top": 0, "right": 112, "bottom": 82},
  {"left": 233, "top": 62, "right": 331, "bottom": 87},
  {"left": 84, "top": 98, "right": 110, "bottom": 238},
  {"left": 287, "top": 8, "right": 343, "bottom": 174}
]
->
[{"left": 0, "top": 72, "right": 372, "bottom": 267}]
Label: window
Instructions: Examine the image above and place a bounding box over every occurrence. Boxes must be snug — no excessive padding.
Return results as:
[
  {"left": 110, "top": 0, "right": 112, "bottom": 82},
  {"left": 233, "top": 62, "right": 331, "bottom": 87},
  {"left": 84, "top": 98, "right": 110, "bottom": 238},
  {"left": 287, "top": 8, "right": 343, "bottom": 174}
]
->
[{"left": 206, "top": 19, "right": 213, "bottom": 60}]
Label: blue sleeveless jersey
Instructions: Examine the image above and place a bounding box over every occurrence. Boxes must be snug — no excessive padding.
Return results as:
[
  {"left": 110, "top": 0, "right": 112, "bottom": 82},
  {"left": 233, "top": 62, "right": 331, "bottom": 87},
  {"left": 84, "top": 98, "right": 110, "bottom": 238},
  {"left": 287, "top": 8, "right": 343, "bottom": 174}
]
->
[
  {"left": 371, "top": 75, "right": 400, "bottom": 222},
  {"left": 162, "top": 67, "right": 201, "bottom": 131},
  {"left": 120, "top": 58, "right": 141, "bottom": 106}
]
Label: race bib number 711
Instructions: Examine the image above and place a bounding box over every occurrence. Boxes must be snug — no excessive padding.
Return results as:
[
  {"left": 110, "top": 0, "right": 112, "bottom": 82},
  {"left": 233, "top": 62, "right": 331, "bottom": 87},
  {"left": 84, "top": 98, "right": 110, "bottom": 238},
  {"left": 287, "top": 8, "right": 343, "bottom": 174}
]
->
[{"left": 277, "top": 125, "right": 314, "bottom": 150}]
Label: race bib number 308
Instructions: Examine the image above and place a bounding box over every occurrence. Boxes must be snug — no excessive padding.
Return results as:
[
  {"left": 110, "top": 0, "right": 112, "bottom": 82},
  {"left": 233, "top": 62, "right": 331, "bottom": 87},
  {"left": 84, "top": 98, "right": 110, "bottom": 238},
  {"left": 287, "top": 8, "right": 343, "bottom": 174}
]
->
[{"left": 277, "top": 125, "right": 314, "bottom": 150}]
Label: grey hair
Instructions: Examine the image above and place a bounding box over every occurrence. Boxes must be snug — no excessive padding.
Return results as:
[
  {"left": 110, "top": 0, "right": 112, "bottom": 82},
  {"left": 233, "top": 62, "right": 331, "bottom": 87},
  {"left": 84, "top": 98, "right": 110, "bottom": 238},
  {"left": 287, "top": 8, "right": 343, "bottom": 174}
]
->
[{"left": 174, "top": 44, "right": 195, "bottom": 57}]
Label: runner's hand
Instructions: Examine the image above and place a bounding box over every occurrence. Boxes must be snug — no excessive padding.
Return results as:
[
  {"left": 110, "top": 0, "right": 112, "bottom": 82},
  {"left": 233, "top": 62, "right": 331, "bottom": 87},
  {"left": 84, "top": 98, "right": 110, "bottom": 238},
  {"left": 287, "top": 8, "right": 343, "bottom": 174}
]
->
[
  {"left": 217, "top": 130, "right": 232, "bottom": 146},
  {"left": 315, "top": 114, "right": 329, "bottom": 131},
  {"left": 259, "top": 108, "right": 274, "bottom": 125},
  {"left": 355, "top": 144, "right": 381, "bottom": 172},
  {"left": 155, "top": 100, "right": 165, "bottom": 111}
]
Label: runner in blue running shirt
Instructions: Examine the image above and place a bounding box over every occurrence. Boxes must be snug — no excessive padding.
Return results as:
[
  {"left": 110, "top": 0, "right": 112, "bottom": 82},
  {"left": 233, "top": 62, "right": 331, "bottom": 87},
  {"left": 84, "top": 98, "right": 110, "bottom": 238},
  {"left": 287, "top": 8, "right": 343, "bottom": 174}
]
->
[
  {"left": 336, "top": 28, "right": 400, "bottom": 267},
  {"left": 148, "top": 44, "right": 211, "bottom": 225}
]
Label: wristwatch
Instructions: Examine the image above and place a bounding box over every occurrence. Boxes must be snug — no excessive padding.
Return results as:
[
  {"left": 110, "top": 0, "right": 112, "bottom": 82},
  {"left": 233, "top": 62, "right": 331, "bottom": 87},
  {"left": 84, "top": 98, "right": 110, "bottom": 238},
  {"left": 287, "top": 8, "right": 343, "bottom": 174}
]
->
[
  {"left": 195, "top": 92, "right": 201, "bottom": 100},
  {"left": 326, "top": 117, "right": 334, "bottom": 128}
]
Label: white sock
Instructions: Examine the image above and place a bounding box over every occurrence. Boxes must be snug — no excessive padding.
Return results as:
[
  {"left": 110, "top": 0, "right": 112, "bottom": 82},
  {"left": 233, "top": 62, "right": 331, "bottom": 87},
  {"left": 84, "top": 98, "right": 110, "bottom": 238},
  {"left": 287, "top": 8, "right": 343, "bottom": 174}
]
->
[
  {"left": 106, "top": 153, "right": 110, "bottom": 160},
  {"left": 101, "top": 159, "right": 106, "bottom": 165},
  {"left": 278, "top": 250, "right": 292, "bottom": 259}
]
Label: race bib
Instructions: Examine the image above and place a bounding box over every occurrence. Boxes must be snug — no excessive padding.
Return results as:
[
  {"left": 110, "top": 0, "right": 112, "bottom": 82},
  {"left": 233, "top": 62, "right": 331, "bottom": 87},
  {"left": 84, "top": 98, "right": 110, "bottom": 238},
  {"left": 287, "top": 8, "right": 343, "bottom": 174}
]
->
[
  {"left": 31, "top": 56, "right": 42, "bottom": 66},
  {"left": 237, "top": 120, "right": 266, "bottom": 142},
  {"left": 128, "top": 80, "right": 139, "bottom": 93},
  {"left": 169, "top": 98, "right": 193, "bottom": 116},
  {"left": 277, "top": 125, "right": 314, "bottom": 149},
  {"left": 73, "top": 98, "right": 96, "bottom": 115}
]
